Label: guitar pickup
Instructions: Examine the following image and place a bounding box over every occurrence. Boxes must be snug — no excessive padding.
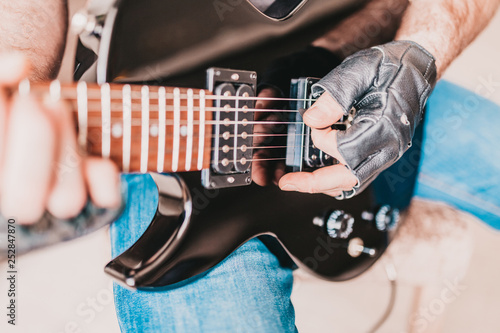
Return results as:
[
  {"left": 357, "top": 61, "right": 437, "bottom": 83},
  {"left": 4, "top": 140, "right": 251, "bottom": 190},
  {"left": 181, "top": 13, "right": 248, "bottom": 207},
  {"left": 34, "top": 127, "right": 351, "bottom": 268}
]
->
[
  {"left": 286, "top": 77, "right": 354, "bottom": 172},
  {"left": 202, "top": 68, "right": 256, "bottom": 189}
]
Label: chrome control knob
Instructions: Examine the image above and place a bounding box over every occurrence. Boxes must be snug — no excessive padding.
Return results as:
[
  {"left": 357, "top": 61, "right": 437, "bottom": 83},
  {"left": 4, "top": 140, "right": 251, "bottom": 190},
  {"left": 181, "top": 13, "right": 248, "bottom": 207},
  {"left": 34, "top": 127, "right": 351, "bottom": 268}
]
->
[
  {"left": 324, "top": 210, "right": 354, "bottom": 239},
  {"left": 375, "top": 205, "right": 400, "bottom": 231}
]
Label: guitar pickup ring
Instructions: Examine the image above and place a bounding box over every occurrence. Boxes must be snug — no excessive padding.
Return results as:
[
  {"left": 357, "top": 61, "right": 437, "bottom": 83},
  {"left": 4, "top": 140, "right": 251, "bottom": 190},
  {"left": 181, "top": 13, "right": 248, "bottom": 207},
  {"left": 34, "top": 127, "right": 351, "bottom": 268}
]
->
[
  {"left": 287, "top": 77, "right": 355, "bottom": 172},
  {"left": 202, "top": 68, "right": 256, "bottom": 189}
]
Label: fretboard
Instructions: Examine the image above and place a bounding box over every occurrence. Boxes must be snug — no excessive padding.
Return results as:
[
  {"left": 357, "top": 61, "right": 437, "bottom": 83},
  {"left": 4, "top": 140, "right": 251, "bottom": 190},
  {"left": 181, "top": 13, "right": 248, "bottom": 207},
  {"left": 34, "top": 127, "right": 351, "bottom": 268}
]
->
[{"left": 27, "top": 81, "right": 213, "bottom": 173}]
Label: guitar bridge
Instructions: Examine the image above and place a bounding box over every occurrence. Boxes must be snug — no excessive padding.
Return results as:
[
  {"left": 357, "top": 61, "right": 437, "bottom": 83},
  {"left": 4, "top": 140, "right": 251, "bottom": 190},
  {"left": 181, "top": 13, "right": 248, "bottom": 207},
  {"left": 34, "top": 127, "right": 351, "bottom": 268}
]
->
[
  {"left": 286, "top": 77, "right": 353, "bottom": 172},
  {"left": 202, "top": 68, "right": 256, "bottom": 189}
]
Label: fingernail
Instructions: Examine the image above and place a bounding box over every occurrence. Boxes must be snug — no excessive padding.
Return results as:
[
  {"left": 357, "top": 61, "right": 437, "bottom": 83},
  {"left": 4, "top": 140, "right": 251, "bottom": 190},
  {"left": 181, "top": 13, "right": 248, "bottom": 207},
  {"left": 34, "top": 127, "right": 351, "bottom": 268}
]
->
[{"left": 281, "top": 184, "right": 299, "bottom": 191}]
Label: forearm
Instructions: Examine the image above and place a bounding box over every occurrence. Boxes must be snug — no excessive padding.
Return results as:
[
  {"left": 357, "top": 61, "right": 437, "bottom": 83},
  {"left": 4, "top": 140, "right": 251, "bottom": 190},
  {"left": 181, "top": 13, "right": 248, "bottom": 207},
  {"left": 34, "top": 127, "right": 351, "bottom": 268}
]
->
[
  {"left": 0, "top": 0, "right": 68, "bottom": 80},
  {"left": 313, "top": 0, "right": 409, "bottom": 58},
  {"left": 395, "top": 0, "right": 500, "bottom": 78}
]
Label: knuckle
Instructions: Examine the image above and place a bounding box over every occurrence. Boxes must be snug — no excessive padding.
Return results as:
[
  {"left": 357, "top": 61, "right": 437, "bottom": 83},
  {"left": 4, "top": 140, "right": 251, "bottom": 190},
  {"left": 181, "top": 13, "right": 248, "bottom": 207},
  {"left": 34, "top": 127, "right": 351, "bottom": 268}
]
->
[{"left": 307, "top": 173, "right": 321, "bottom": 194}]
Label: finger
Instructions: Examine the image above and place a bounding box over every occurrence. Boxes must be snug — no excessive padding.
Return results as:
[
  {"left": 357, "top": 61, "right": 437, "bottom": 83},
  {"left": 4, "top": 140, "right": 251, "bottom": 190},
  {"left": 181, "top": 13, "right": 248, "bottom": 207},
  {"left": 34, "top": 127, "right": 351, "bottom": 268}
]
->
[
  {"left": 251, "top": 150, "right": 271, "bottom": 186},
  {"left": 1, "top": 95, "right": 57, "bottom": 224},
  {"left": 0, "top": 53, "right": 30, "bottom": 86},
  {"left": 84, "top": 157, "right": 121, "bottom": 209},
  {"left": 0, "top": 54, "right": 30, "bottom": 190},
  {"left": 302, "top": 92, "right": 344, "bottom": 129},
  {"left": 279, "top": 164, "right": 357, "bottom": 194},
  {"left": 46, "top": 100, "right": 87, "bottom": 219},
  {"left": 252, "top": 113, "right": 282, "bottom": 146},
  {"left": 309, "top": 128, "right": 348, "bottom": 165},
  {"left": 0, "top": 89, "right": 8, "bottom": 189},
  {"left": 273, "top": 163, "right": 286, "bottom": 186},
  {"left": 251, "top": 150, "right": 285, "bottom": 187}
]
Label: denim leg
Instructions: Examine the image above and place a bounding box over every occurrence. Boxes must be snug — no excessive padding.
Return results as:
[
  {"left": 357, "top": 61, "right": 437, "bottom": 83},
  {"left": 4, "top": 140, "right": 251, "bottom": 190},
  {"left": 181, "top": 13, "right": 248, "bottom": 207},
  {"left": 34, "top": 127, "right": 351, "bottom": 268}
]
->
[
  {"left": 414, "top": 81, "right": 500, "bottom": 228},
  {"left": 110, "top": 174, "right": 296, "bottom": 333},
  {"left": 375, "top": 81, "right": 500, "bottom": 229}
]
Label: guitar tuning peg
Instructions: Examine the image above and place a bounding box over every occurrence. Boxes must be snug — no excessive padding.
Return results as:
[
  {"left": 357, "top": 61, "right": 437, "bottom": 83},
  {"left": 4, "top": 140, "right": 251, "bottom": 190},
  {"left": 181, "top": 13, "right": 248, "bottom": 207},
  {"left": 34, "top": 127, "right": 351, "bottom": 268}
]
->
[{"left": 71, "top": 10, "right": 101, "bottom": 36}]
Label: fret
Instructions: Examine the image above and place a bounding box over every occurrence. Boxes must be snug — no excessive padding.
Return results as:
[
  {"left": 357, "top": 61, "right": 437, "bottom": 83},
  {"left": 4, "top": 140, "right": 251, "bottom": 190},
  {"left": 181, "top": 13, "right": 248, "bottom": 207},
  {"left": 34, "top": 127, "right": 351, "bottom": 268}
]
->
[
  {"left": 198, "top": 90, "right": 206, "bottom": 170},
  {"left": 76, "top": 82, "right": 88, "bottom": 151},
  {"left": 101, "top": 83, "right": 111, "bottom": 159},
  {"left": 18, "top": 82, "right": 213, "bottom": 173},
  {"left": 122, "top": 85, "right": 132, "bottom": 172},
  {"left": 18, "top": 79, "right": 30, "bottom": 97},
  {"left": 172, "top": 88, "right": 181, "bottom": 172},
  {"left": 140, "top": 86, "right": 150, "bottom": 173},
  {"left": 49, "top": 80, "right": 61, "bottom": 102},
  {"left": 186, "top": 89, "right": 194, "bottom": 171},
  {"left": 157, "top": 87, "right": 167, "bottom": 173}
]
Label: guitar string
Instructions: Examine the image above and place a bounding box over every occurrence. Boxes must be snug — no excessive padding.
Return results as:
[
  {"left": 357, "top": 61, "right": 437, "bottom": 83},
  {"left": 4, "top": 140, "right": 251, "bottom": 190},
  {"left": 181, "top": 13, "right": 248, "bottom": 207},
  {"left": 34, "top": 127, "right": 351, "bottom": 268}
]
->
[
  {"left": 82, "top": 118, "right": 347, "bottom": 152},
  {"left": 52, "top": 89, "right": 318, "bottom": 102},
  {"left": 86, "top": 143, "right": 318, "bottom": 153},
  {"left": 86, "top": 130, "right": 314, "bottom": 146},
  {"left": 84, "top": 119, "right": 316, "bottom": 126},
  {"left": 102, "top": 156, "right": 288, "bottom": 164},
  {"left": 36, "top": 87, "right": 341, "bottom": 163},
  {"left": 78, "top": 104, "right": 311, "bottom": 113},
  {"left": 64, "top": 92, "right": 347, "bottom": 155},
  {"left": 88, "top": 142, "right": 330, "bottom": 157},
  {"left": 81, "top": 119, "right": 347, "bottom": 144}
]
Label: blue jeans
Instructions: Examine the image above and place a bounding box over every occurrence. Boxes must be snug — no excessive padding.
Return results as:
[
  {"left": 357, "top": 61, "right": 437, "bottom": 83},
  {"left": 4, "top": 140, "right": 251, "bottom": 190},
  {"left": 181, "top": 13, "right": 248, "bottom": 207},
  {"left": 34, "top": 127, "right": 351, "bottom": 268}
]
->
[{"left": 110, "top": 81, "right": 500, "bottom": 332}]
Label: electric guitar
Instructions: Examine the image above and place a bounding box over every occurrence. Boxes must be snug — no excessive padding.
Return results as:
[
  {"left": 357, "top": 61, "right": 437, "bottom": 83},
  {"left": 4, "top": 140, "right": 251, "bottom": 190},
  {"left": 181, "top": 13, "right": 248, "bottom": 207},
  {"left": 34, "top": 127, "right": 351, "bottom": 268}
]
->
[{"left": 1, "top": 0, "right": 416, "bottom": 289}]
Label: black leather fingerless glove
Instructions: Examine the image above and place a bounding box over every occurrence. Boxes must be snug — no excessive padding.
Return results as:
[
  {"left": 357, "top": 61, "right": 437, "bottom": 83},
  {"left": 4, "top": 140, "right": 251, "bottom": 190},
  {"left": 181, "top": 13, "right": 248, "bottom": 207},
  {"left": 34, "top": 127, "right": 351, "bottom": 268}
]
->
[
  {"left": 311, "top": 40, "right": 437, "bottom": 199},
  {"left": 259, "top": 46, "right": 344, "bottom": 97}
]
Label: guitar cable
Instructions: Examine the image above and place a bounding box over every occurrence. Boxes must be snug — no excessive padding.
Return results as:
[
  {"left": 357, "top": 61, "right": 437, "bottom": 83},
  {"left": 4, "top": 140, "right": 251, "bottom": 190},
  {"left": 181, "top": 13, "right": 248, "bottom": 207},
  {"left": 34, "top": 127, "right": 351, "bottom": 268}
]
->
[{"left": 367, "top": 260, "right": 398, "bottom": 333}]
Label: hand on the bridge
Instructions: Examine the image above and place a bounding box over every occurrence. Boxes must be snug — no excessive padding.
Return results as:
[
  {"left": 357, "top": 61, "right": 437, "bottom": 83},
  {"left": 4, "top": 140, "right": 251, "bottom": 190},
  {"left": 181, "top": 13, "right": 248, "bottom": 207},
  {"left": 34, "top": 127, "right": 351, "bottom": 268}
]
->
[{"left": 280, "top": 41, "right": 437, "bottom": 199}]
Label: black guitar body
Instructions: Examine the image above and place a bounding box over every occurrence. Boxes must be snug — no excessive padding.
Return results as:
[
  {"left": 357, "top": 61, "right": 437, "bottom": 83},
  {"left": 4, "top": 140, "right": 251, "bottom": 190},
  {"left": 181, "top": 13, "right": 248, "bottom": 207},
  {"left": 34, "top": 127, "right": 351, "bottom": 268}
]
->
[
  {"left": 74, "top": 0, "right": 419, "bottom": 289},
  {"left": 94, "top": 0, "right": 366, "bottom": 84},
  {"left": 106, "top": 172, "right": 390, "bottom": 288}
]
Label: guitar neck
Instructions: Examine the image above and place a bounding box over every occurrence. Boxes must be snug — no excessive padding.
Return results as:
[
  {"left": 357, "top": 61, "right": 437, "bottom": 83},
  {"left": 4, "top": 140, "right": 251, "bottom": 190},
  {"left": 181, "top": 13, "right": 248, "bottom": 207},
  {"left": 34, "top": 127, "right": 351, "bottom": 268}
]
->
[{"left": 28, "top": 81, "right": 214, "bottom": 173}]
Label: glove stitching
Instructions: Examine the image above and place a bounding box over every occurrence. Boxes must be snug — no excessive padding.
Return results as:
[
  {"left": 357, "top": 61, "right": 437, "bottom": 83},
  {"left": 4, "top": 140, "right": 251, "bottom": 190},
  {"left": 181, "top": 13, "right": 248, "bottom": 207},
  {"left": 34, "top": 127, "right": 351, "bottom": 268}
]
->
[
  {"left": 423, "top": 58, "right": 434, "bottom": 82},
  {"left": 418, "top": 84, "right": 432, "bottom": 111},
  {"left": 407, "top": 40, "right": 436, "bottom": 60},
  {"left": 354, "top": 116, "right": 377, "bottom": 125},
  {"left": 357, "top": 91, "right": 387, "bottom": 108},
  {"left": 401, "top": 41, "right": 436, "bottom": 83}
]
